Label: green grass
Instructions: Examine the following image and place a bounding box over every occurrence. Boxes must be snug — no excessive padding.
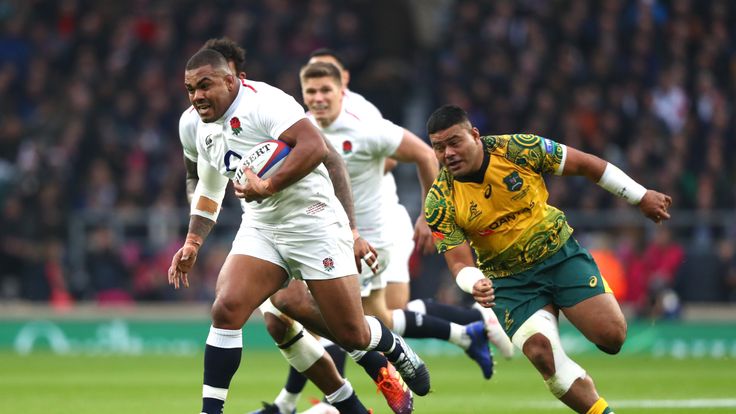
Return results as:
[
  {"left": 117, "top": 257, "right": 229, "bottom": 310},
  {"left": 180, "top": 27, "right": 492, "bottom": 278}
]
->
[{"left": 2, "top": 351, "right": 735, "bottom": 414}]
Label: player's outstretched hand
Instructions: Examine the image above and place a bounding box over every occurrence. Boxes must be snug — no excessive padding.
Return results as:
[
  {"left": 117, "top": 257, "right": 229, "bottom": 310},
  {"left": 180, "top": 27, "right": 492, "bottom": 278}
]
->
[
  {"left": 167, "top": 242, "right": 199, "bottom": 289},
  {"left": 472, "top": 278, "right": 495, "bottom": 308},
  {"left": 352, "top": 229, "right": 379, "bottom": 275},
  {"left": 233, "top": 168, "right": 275, "bottom": 203},
  {"left": 413, "top": 215, "right": 435, "bottom": 255},
  {"left": 639, "top": 190, "right": 672, "bottom": 224}
]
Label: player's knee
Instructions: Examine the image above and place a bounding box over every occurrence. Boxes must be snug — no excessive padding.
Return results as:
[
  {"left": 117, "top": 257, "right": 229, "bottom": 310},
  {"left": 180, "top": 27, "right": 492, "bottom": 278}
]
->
[
  {"left": 513, "top": 310, "right": 587, "bottom": 398},
  {"left": 596, "top": 320, "right": 627, "bottom": 354},
  {"left": 331, "top": 321, "right": 370, "bottom": 351},
  {"left": 522, "top": 334, "right": 556, "bottom": 378},
  {"left": 211, "top": 296, "right": 248, "bottom": 328}
]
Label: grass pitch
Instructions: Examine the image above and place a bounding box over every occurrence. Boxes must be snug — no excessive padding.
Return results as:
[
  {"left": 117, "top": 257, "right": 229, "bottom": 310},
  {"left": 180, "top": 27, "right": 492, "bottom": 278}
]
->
[{"left": 2, "top": 351, "right": 734, "bottom": 414}]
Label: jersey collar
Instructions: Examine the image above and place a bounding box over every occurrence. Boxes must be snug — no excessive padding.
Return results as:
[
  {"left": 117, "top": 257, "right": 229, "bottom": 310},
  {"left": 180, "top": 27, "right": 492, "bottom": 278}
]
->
[
  {"left": 454, "top": 139, "right": 490, "bottom": 184},
  {"left": 215, "top": 83, "right": 246, "bottom": 125}
]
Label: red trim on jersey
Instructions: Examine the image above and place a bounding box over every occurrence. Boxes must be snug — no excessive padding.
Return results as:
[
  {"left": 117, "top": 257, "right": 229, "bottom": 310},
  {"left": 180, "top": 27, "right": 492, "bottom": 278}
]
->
[
  {"left": 344, "top": 109, "right": 361, "bottom": 121},
  {"left": 241, "top": 79, "right": 257, "bottom": 92},
  {"left": 187, "top": 105, "right": 196, "bottom": 113}
]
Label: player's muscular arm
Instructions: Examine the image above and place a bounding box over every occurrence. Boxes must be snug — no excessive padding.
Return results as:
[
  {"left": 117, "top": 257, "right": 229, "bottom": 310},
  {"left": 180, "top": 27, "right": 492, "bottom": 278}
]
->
[
  {"left": 169, "top": 162, "right": 227, "bottom": 289},
  {"left": 184, "top": 157, "right": 199, "bottom": 204},
  {"left": 445, "top": 243, "right": 495, "bottom": 307},
  {"left": 560, "top": 146, "right": 607, "bottom": 181},
  {"left": 444, "top": 243, "right": 476, "bottom": 276},
  {"left": 270, "top": 118, "right": 328, "bottom": 192},
  {"left": 562, "top": 145, "right": 672, "bottom": 222},
  {"left": 392, "top": 129, "right": 439, "bottom": 254},
  {"left": 168, "top": 215, "right": 215, "bottom": 290},
  {"left": 321, "top": 137, "right": 356, "bottom": 230},
  {"left": 321, "top": 134, "right": 379, "bottom": 274},
  {"left": 391, "top": 130, "right": 439, "bottom": 197},
  {"left": 187, "top": 214, "right": 215, "bottom": 244}
]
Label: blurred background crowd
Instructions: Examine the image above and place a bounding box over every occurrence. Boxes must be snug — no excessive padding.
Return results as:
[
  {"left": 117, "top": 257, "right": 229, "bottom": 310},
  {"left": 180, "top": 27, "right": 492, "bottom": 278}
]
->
[{"left": 0, "top": 0, "right": 734, "bottom": 319}]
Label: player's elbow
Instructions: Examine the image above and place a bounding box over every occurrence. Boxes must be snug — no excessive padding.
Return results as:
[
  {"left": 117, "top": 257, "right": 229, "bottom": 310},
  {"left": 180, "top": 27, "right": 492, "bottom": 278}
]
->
[
  {"left": 420, "top": 149, "right": 439, "bottom": 176},
  {"left": 305, "top": 137, "right": 328, "bottom": 167}
]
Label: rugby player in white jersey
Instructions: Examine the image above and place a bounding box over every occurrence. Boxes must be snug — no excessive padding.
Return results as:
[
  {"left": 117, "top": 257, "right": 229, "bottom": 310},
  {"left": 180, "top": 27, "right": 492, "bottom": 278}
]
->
[
  {"left": 169, "top": 49, "right": 430, "bottom": 414},
  {"left": 183, "top": 40, "right": 414, "bottom": 414},
  {"left": 306, "top": 51, "right": 513, "bottom": 359},
  {"left": 305, "top": 60, "right": 501, "bottom": 369},
  {"left": 252, "top": 62, "right": 496, "bottom": 413}
]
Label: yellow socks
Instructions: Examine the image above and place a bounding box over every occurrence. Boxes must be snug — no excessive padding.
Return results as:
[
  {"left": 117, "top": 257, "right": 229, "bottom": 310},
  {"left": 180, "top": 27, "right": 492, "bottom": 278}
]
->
[{"left": 586, "top": 397, "right": 614, "bottom": 414}]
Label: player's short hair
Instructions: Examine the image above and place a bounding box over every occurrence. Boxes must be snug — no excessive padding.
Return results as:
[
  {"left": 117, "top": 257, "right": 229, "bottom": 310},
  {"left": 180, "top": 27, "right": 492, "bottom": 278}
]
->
[
  {"left": 309, "top": 48, "right": 346, "bottom": 70},
  {"left": 427, "top": 104, "right": 471, "bottom": 135},
  {"left": 202, "top": 37, "right": 247, "bottom": 73},
  {"left": 186, "top": 48, "right": 230, "bottom": 73},
  {"left": 299, "top": 61, "right": 342, "bottom": 85}
]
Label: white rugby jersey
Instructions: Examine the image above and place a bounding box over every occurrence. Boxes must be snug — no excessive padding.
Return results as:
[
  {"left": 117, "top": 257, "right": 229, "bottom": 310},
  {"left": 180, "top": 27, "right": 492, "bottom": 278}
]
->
[
  {"left": 179, "top": 105, "right": 199, "bottom": 162},
  {"left": 344, "top": 89, "right": 382, "bottom": 121},
  {"left": 381, "top": 171, "right": 415, "bottom": 244},
  {"left": 343, "top": 89, "right": 415, "bottom": 243},
  {"left": 309, "top": 108, "right": 403, "bottom": 248},
  {"left": 183, "top": 80, "right": 347, "bottom": 229}
]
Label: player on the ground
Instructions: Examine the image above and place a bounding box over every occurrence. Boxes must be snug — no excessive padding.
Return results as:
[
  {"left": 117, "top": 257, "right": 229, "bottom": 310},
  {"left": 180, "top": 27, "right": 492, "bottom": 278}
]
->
[
  {"left": 424, "top": 104, "right": 673, "bottom": 414},
  {"left": 182, "top": 39, "right": 413, "bottom": 414},
  {"left": 169, "top": 49, "right": 430, "bottom": 414}
]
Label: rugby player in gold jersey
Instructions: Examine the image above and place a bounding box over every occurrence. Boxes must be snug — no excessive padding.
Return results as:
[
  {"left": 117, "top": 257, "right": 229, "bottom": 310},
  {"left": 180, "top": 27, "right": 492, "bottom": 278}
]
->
[{"left": 425, "top": 105, "right": 671, "bottom": 414}]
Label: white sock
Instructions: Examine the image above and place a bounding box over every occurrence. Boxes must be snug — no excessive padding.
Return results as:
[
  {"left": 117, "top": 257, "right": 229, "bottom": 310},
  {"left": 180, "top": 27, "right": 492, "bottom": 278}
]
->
[
  {"left": 205, "top": 326, "right": 242, "bottom": 348},
  {"left": 274, "top": 388, "right": 299, "bottom": 414},
  {"left": 406, "top": 299, "right": 427, "bottom": 314},
  {"left": 391, "top": 309, "right": 406, "bottom": 336},
  {"left": 365, "top": 315, "right": 384, "bottom": 350},
  {"left": 348, "top": 349, "right": 366, "bottom": 362},
  {"left": 325, "top": 379, "right": 353, "bottom": 404},
  {"left": 449, "top": 322, "right": 471, "bottom": 349}
]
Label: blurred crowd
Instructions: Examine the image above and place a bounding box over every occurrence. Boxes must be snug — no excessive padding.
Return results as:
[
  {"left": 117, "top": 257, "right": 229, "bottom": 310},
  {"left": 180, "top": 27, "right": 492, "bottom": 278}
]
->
[{"left": 0, "top": 0, "right": 734, "bottom": 318}]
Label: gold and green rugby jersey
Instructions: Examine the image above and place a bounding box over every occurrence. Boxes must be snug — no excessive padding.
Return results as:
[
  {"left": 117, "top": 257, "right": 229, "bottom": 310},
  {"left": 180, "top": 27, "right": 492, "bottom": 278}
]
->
[{"left": 425, "top": 134, "right": 573, "bottom": 279}]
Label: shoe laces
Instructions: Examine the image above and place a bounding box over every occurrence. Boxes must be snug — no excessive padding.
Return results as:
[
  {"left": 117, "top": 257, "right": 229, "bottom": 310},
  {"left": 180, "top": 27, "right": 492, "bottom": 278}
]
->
[{"left": 376, "top": 366, "right": 408, "bottom": 400}]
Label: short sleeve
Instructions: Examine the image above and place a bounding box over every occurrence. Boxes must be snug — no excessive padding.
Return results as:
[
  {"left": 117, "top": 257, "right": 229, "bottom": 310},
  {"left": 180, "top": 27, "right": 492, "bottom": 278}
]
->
[
  {"left": 424, "top": 171, "right": 466, "bottom": 253},
  {"left": 179, "top": 108, "right": 199, "bottom": 162},
  {"left": 255, "top": 87, "right": 307, "bottom": 139},
  {"left": 505, "top": 134, "right": 565, "bottom": 175},
  {"left": 369, "top": 118, "right": 404, "bottom": 159}
]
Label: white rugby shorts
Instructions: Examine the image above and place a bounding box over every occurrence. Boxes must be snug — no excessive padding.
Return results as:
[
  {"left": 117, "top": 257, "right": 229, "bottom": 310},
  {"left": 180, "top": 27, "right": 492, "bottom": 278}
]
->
[
  {"left": 359, "top": 246, "right": 390, "bottom": 297},
  {"left": 230, "top": 221, "right": 357, "bottom": 281}
]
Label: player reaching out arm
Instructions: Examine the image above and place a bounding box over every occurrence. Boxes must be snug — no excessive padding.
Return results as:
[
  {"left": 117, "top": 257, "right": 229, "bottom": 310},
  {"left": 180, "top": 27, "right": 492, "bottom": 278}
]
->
[{"left": 425, "top": 104, "right": 670, "bottom": 414}]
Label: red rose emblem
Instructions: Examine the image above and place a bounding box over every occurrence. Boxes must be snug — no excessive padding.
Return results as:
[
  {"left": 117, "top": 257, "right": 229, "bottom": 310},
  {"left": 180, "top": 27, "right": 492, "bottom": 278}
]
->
[
  {"left": 230, "top": 117, "right": 242, "bottom": 135},
  {"left": 322, "top": 257, "right": 335, "bottom": 271},
  {"left": 342, "top": 140, "right": 353, "bottom": 154}
]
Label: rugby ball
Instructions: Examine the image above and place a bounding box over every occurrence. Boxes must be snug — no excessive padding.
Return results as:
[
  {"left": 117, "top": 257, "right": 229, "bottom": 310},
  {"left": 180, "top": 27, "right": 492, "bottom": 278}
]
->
[{"left": 234, "top": 140, "right": 291, "bottom": 184}]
